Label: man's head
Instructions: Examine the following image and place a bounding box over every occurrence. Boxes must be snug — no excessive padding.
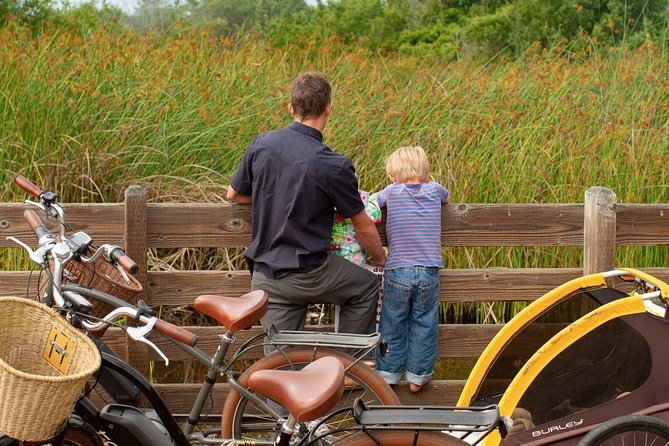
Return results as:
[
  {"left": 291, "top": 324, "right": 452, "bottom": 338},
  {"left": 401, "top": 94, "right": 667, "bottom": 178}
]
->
[{"left": 290, "top": 72, "right": 331, "bottom": 121}]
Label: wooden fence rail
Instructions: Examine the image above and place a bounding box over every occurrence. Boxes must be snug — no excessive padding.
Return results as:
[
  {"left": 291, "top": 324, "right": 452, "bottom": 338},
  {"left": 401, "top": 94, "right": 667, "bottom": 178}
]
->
[{"left": 1, "top": 186, "right": 668, "bottom": 409}]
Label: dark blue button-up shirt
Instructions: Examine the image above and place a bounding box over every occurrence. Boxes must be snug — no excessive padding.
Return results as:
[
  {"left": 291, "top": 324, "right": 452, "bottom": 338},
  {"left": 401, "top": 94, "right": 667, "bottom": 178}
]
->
[{"left": 231, "top": 121, "right": 364, "bottom": 278}]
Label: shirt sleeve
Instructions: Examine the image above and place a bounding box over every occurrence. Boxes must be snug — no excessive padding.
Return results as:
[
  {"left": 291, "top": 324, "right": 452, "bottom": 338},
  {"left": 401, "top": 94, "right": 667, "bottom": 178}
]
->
[
  {"left": 439, "top": 184, "right": 449, "bottom": 204},
  {"left": 229, "top": 140, "right": 257, "bottom": 196},
  {"left": 330, "top": 158, "right": 364, "bottom": 219},
  {"left": 375, "top": 186, "right": 390, "bottom": 208},
  {"left": 363, "top": 192, "right": 382, "bottom": 224}
]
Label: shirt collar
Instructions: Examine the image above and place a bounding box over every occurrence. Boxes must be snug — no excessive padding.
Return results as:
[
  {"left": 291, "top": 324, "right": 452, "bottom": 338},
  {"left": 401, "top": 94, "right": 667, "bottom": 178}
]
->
[{"left": 289, "top": 121, "right": 323, "bottom": 143}]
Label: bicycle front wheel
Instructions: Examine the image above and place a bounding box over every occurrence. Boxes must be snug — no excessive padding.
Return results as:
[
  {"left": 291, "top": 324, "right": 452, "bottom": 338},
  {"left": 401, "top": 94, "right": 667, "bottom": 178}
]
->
[
  {"left": 577, "top": 415, "right": 669, "bottom": 446},
  {"left": 2, "top": 424, "right": 106, "bottom": 446},
  {"left": 333, "top": 430, "right": 470, "bottom": 446},
  {"left": 58, "top": 426, "right": 106, "bottom": 446},
  {"left": 221, "top": 347, "right": 399, "bottom": 444}
]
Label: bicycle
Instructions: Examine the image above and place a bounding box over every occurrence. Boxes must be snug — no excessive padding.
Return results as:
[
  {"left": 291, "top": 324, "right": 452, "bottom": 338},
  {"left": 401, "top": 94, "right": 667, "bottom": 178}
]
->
[
  {"left": 0, "top": 293, "right": 350, "bottom": 446},
  {"left": 4, "top": 175, "right": 400, "bottom": 445}
]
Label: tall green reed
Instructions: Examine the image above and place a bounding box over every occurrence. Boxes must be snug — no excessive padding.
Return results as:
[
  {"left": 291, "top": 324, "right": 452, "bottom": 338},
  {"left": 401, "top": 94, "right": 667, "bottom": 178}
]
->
[{"left": 1, "top": 23, "right": 667, "bottom": 325}]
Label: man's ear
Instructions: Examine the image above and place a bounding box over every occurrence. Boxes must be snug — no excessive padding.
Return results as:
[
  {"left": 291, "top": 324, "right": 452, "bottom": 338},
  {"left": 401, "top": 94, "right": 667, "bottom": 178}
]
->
[
  {"left": 289, "top": 103, "right": 295, "bottom": 118},
  {"left": 324, "top": 103, "right": 333, "bottom": 118}
]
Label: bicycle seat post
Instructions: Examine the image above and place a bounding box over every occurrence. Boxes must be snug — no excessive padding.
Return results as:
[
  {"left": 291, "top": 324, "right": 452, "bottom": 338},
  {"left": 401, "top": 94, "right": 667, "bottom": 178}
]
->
[{"left": 275, "top": 416, "right": 298, "bottom": 446}]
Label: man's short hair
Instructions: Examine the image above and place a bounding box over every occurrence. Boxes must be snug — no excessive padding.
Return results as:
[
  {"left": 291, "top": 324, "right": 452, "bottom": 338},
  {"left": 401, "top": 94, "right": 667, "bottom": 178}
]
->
[{"left": 291, "top": 72, "right": 331, "bottom": 120}]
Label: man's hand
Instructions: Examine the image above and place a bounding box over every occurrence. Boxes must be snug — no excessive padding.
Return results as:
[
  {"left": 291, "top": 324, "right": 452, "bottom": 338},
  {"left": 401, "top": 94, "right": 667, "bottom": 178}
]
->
[
  {"left": 227, "top": 185, "right": 252, "bottom": 204},
  {"left": 350, "top": 210, "right": 386, "bottom": 267}
]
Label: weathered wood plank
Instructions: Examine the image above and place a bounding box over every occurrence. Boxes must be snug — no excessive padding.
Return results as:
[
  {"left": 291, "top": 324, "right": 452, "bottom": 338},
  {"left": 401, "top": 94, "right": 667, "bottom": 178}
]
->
[
  {"left": 146, "top": 270, "right": 252, "bottom": 305},
  {"left": 393, "top": 380, "right": 465, "bottom": 405},
  {"left": 441, "top": 203, "right": 584, "bottom": 246},
  {"left": 147, "top": 203, "right": 252, "bottom": 248},
  {"left": 5, "top": 268, "right": 669, "bottom": 305},
  {"left": 144, "top": 203, "right": 587, "bottom": 248},
  {"left": 0, "top": 271, "right": 40, "bottom": 297},
  {"left": 102, "top": 323, "right": 565, "bottom": 362},
  {"left": 584, "top": 187, "right": 617, "bottom": 275},
  {"left": 145, "top": 268, "right": 586, "bottom": 305},
  {"left": 145, "top": 380, "right": 468, "bottom": 414},
  {"left": 2, "top": 268, "right": 580, "bottom": 304},
  {"left": 616, "top": 204, "right": 669, "bottom": 245},
  {"left": 0, "top": 203, "right": 125, "bottom": 247},
  {"left": 124, "top": 186, "right": 150, "bottom": 375},
  {"left": 144, "top": 203, "right": 586, "bottom": 248},
  {"left": 438, "top": 268, "right": 583, "bottom": 302},
  {"left": 3, "top": 202, "right": 669, "bottom": 249},
  {"left": 103, "top": 325, "right": 499, "bottom": 362}
]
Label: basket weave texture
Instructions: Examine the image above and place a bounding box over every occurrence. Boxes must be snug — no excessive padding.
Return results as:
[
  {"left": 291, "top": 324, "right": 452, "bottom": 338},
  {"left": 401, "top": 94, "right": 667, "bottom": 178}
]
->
[
  {"left": 40, "top": 248, "right": 143, "bottom": 336},
  {"left": 59, "top": 249, "right": 143, "bottom": 316},
  {"left": 0, "top": 297, "right": 101, "bottom": 441}
]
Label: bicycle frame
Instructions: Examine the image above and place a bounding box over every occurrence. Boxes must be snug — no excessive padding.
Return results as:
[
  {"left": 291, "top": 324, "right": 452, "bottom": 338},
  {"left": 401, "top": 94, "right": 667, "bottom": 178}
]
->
[{"left": 53, "top": 283, "right": 382, "bottom": 445}]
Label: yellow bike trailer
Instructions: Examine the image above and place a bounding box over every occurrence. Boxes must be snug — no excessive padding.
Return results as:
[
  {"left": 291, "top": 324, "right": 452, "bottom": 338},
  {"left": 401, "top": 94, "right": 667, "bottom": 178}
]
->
[{"left": 457, "top": 268, "right": 669, "bottom": 446}]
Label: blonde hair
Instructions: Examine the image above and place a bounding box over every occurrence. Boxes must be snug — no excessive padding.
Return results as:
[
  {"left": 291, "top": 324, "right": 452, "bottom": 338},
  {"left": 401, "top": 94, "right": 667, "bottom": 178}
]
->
[{"left": 385, "top": 146, "right": 430, "bottom": 183}]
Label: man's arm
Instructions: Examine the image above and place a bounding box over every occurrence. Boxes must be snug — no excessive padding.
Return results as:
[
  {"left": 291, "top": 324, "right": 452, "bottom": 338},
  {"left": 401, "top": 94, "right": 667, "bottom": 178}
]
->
[
  {"left": 351, "top": 210, "right": 386, "bottom": 267},
  {"left": 227, "top": 185, "right": 252, "bottom": 204}
]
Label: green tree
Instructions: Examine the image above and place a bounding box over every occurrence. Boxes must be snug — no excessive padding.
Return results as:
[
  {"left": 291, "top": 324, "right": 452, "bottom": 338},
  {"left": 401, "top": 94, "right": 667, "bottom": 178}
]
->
[
  {"left": 1, "top": 0, "right": 123, "bottom": 32},
  {"left": 187, "top": 0, "right": 307, "bottom": 34},
  {"left": 0, "top": 0, "right": 56, "bottom": 27},
  {"left": 593, "top": 0, "right": 668, "bottom": 46}
]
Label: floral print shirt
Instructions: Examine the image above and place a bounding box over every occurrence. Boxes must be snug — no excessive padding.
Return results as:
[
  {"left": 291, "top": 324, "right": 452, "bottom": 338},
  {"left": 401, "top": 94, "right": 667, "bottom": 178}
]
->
[{"left": 330, "top": 191, "right": 382, "bottom": 266}]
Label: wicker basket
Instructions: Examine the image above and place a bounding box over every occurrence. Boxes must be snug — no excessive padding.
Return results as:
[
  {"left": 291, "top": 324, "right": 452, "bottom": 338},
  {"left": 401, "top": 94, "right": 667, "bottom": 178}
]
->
[
  {"left": 40, "top": 248, "right": 143, "bottom": 334},
  {"left": 0, "top": 297, "right": 102, "bottom": 441}
]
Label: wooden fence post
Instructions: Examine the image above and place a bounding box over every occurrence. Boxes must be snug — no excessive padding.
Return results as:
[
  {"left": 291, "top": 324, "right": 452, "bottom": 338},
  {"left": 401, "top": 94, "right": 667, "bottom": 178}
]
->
[
  {"left": 124, "top": 185, "right": 149, "bottom": 377},
  {"left": 583, "top": 186, "right": 617, "bottom": 276}
]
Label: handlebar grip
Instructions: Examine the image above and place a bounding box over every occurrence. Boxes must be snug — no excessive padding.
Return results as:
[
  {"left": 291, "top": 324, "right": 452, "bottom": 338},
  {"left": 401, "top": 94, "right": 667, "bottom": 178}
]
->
[
  {"left": 117, "top": 254, "right": 139, "bottom": 275},
  {"left": 108, "top": 246, "right": 139, "bottom": 274},
  {"left": 14, "top": 175, "right": 43, "bottom": 198},
  {"left": 24, "top": 209, "right": 51, "bottom": 241},
  {"left": 154, "top": 319, "right": 199, "bottom": 347}
]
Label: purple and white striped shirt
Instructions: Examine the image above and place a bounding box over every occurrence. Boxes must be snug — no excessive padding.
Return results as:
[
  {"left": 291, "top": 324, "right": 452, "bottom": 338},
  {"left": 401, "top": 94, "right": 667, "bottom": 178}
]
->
[{"left": 376, "top": 182, "right": 449, "bottom": 270}]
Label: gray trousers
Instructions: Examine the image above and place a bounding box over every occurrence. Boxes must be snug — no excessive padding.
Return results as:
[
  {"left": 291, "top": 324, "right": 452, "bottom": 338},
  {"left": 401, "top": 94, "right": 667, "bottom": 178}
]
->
[{"left": 252, "top": 253, "right": 380, "bottom": 355}]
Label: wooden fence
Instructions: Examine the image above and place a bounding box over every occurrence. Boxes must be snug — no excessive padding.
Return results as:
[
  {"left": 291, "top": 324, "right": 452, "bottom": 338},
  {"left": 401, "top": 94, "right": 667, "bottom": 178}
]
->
[{"left": 1, "top": 186, "right": 668, "bottom": 412}]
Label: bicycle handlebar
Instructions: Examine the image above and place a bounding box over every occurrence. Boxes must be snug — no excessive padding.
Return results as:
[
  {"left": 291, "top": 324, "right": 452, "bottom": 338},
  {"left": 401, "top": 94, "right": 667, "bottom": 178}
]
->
[
  {"left": 24, "top": 209, "right": 52, "bottom": 242},
  {"left": 81, "top": 305, "right": 198, "bottom": 347},
  {"left": 15, "top": 175, "right": 139, "bottom": 275},
  {"left": 154, "top": 319, "right": 199, "bottom": 347},
  {"left": 14, "top": 175, "right": 43, "bottom": 198},
  {"left": 107, "top": 245, "right": 139, "bottom": 275}
]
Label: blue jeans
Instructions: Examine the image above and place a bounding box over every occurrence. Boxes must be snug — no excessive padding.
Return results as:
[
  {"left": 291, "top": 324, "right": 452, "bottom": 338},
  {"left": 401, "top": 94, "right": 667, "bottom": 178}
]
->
[{"left": 375, "top": 266, "right": 440, "bottom": 386}]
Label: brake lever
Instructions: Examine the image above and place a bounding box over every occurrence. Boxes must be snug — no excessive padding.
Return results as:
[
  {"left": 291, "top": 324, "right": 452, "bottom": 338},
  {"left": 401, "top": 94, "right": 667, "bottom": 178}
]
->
[
  {"left": 6, "top": 236, "right": 48, "bottom": 267},
  {"left": 24, "top": 199, "right": 54, "bottom": 216},
  {"left": 126, "top": 317, "right": 170, "bottom": 365},
  {"left": 113, "top": 264, "right": 132, "bottom": 285}
]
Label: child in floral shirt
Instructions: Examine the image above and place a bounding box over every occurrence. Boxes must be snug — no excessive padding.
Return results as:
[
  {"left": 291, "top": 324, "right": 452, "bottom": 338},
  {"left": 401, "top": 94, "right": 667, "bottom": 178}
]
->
[
  {"left": 331, "top": 190, "right": 384, "bottom": 331},
  {"left": 330, "top": 190, "right": 382, "bottom": 266}
]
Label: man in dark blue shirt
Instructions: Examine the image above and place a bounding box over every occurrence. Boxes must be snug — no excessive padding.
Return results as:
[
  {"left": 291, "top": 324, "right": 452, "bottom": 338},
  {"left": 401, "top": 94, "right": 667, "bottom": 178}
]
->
[{"left": 227, "top": 72, "right": 385, "bottom": 349}]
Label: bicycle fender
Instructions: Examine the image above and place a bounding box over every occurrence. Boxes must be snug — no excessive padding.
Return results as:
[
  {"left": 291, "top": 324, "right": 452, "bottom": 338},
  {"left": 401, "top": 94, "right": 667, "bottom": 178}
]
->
[{"left": 92, "top": 337, "right": 141, "bottom": 405}]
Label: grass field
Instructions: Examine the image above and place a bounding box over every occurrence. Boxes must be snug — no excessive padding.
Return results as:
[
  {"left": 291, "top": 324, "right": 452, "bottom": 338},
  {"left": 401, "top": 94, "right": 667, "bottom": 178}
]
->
[{"left": 1, "top": 22, "right": 667, "bottom": 326}]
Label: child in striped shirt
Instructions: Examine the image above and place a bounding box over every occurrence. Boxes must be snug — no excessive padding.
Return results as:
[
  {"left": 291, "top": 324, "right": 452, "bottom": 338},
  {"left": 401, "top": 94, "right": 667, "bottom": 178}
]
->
[{"left": 374, "top": 146, "right": 449, "bottom": 393}]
